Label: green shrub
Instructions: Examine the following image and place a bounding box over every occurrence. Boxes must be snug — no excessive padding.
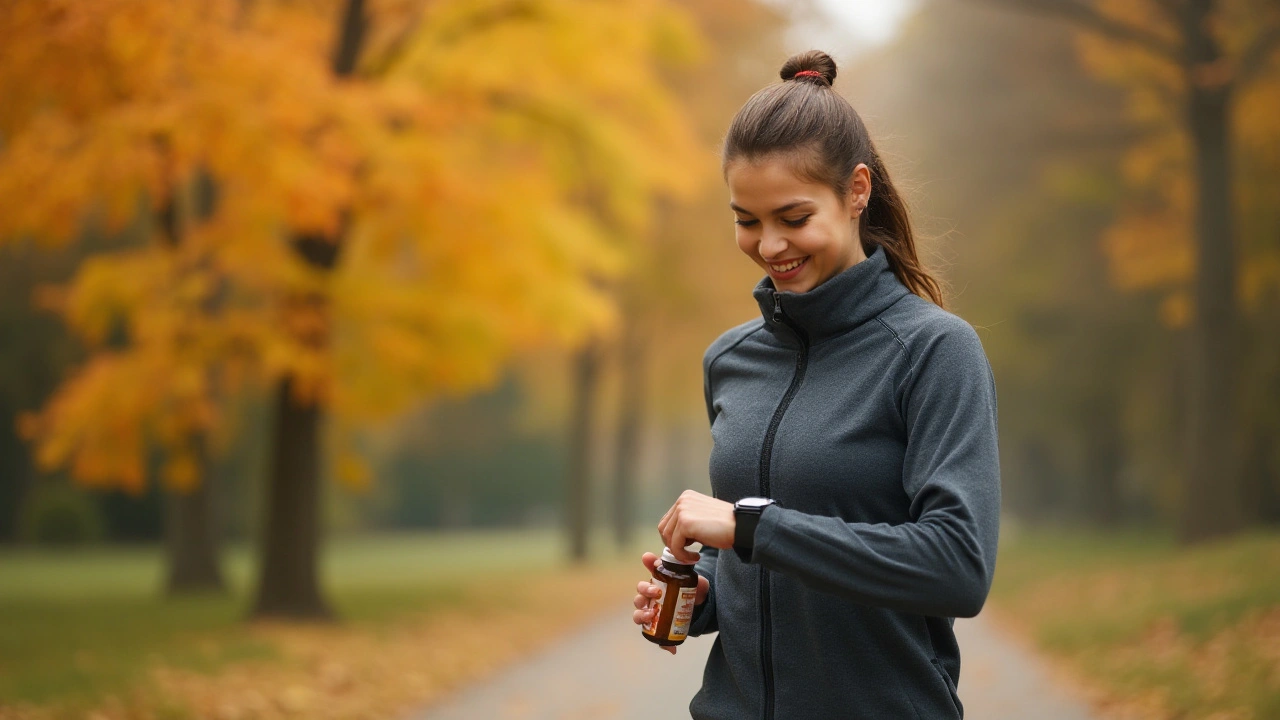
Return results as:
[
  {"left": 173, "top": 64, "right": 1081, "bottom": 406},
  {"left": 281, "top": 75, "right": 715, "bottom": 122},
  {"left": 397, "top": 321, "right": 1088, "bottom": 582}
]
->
[{"left": 18, "top": 482, "right": 106, "bottom": 546}]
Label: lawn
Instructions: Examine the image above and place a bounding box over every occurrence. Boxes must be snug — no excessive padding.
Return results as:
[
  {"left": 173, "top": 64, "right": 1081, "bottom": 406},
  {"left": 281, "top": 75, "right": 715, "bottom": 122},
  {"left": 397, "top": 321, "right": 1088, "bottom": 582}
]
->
[
  {"left": 0, "top": 529, "right": 645, "bottom": 719},
  {"left": 989, "top": 524, "right": 1280, "bottom": 719}
]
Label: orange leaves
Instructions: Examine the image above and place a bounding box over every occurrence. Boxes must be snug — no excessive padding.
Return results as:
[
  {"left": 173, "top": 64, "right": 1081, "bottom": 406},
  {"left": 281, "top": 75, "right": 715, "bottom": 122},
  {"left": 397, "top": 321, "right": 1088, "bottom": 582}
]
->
[
  {"left": 1, "top": 0, "right": 709, "bottom": 492},
  {"left": 20, "top": 350, "right": 215, "bottom": 493}
]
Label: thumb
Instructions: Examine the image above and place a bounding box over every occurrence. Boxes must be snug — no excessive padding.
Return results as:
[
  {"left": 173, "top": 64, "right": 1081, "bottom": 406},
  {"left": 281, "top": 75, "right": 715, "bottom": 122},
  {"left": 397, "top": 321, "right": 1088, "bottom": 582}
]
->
[{"left": 695, "top": 574, "right": 710, "bottom": 605}]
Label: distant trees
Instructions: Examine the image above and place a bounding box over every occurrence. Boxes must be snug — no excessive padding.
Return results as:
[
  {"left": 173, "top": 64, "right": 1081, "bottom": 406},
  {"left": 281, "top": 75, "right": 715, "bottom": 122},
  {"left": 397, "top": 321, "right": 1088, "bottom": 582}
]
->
[
  {"left": 860, "top": 0, "right": 1279, "bottom": 538},
  {"left": 973, "top": 0, "right": 1280, "bottom": 541},
  {"left": 0, "top": 0, "right": 703, "bottom": 617}
]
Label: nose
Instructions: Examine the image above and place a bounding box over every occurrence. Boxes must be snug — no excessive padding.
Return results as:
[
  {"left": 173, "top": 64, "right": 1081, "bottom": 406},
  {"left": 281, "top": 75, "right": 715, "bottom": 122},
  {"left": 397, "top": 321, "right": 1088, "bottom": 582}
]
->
[{"left": 758, "top": 227, "right": 789, "bottom": 261}]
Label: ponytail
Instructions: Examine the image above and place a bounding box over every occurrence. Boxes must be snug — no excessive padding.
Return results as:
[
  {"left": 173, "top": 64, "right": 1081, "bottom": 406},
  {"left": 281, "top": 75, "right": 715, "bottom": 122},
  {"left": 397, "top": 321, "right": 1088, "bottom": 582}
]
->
[
  {"left": 723, "top": 50, "right": 945, "bottom": 308},
  {"left": 862, "top": 156, "right": 945, "bottom": 307}
]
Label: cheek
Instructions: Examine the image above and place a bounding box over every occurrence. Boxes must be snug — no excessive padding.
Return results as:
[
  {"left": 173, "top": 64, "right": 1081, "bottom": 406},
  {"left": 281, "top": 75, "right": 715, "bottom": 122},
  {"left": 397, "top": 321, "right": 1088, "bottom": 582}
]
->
[
  {"left": 734, "top": 229, "right": 758, "bottom": 257},
  {"left": 795, "top": 222, "right": 841, "bottom": 258}
]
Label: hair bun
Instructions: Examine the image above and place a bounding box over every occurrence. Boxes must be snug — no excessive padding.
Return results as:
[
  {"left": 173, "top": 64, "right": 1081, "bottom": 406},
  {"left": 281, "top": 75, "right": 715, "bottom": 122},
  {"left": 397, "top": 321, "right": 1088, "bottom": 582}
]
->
[{"left": 780, "top": 50, "right": 837, "bottom": 86}]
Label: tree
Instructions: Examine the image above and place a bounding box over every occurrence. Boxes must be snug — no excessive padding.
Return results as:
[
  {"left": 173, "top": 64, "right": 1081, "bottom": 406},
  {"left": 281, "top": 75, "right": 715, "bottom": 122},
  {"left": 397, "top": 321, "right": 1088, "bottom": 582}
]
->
[
  {"left": 603, "top": 0, "right": 790, "bottom": 548},
  {"left": 848, "top": 0, "right": 1175, "bottom": 526},
  {"left": 0, "top": 0, "right": 704, "bottom": 617},
  {"left": 975, "top": 0, "right": 1280, "bottom": 541}
]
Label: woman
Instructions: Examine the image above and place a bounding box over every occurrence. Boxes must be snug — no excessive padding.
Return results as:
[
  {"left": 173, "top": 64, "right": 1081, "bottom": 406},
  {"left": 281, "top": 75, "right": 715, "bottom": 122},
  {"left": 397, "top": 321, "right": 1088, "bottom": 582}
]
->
[{"left": 631, "top": 50, "right": 1000, "bottom": 719}]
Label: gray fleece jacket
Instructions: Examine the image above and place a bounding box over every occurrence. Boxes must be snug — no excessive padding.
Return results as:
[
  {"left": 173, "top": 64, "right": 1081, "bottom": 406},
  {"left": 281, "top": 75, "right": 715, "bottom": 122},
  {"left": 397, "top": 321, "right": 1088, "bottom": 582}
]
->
[{"left": 685, "top": 245, "right": 1000, "bottom": 720}]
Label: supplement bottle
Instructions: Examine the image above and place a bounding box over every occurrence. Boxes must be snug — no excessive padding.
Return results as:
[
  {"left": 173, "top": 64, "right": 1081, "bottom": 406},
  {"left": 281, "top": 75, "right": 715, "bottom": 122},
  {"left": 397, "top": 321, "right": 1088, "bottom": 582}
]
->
[{"left": 641, "top": 547, "right": 700, "bottom": 646}]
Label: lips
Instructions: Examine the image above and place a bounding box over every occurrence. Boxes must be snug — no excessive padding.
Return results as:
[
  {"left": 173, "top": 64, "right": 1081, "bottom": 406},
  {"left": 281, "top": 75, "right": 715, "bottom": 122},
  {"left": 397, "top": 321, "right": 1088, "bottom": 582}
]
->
[{"left": 768, "top": 256, "right": 809, "bottom": 279}]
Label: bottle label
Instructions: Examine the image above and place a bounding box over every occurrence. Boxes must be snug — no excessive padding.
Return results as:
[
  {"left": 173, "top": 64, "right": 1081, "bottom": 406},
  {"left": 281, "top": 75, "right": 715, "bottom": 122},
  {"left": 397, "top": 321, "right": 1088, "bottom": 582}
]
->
[
  {"left": 668, "top": 585, "right": 698, "bottom": 641},
  {"left": 642, "top": 578, "right": 667, "bottom": 636}
]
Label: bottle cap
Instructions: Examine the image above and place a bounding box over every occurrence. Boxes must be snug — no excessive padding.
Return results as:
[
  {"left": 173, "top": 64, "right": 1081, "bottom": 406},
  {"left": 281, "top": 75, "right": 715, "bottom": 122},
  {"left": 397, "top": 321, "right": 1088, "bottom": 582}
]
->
[{"left": 661, "top": 546, "right": 699, "bottom": 565}]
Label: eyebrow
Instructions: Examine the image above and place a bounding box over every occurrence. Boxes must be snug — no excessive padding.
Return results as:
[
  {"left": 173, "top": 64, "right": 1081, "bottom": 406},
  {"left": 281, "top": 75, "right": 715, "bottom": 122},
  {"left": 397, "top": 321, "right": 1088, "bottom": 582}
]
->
[{"left": 729, "top": 200, "right": 813, "bottom": 216}]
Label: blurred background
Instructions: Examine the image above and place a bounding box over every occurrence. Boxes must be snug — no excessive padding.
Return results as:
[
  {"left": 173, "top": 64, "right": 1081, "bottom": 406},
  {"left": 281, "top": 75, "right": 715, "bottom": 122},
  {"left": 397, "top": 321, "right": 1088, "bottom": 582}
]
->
[{"left": 1, "top": 0, "right": 1277, "bottom": 718}]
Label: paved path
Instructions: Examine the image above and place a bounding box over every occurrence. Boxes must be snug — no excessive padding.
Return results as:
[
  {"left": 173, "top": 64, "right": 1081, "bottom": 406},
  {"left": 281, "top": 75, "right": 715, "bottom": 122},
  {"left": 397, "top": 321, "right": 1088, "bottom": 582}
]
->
[{"left": 413, "top": 603, "right": 1098, "bottom": 720}]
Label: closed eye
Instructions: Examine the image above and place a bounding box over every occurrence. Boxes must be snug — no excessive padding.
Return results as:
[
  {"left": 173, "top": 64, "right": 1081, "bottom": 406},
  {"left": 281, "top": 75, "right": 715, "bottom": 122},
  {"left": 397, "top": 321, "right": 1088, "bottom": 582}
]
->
[
  {"left": 782, "top": 215, "right": 811, "bottom": 228},
  {"left": 734, "top": 218, "right": 759, "bottom": 227}
]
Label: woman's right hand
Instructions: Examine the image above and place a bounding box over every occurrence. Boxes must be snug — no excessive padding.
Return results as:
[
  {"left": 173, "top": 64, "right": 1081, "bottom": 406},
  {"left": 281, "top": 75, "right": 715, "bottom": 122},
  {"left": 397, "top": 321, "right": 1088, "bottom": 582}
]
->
[{"left": 632, "top": 551, "right": 710, "bottom": 655}]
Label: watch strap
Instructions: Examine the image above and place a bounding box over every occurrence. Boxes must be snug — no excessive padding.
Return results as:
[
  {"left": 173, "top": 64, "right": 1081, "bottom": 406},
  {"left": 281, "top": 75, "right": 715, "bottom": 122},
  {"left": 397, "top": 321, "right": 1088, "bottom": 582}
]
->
[{"left": 733, "top": 499, "right": 773, "bottom": 562}]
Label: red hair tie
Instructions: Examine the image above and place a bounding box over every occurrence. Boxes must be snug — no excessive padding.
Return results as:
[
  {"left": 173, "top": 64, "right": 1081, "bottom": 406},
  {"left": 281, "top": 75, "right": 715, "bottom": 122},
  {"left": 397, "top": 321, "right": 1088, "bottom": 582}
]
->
[{"left": 793, "top": 70, "right": 824, "bottom": 81}]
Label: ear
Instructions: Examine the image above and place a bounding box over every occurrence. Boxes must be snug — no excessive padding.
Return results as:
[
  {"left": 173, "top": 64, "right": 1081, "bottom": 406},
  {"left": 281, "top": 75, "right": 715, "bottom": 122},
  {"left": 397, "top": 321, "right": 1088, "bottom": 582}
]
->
[{"left": 847, "top": 163, "right": 872, "bottom": 219}]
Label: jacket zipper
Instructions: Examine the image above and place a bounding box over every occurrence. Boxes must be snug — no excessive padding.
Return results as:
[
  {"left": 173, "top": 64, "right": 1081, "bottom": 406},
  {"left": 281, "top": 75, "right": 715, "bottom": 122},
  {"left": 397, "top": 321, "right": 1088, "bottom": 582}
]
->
[{"left": 757, "top": 291, "right": 809, "bottom": 720}]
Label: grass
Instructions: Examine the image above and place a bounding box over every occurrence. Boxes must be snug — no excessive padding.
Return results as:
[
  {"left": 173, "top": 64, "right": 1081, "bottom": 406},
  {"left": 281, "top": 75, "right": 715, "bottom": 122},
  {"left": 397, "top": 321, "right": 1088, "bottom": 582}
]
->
[
  {"left": 989, "top": 523, "right": 1280, "bottom": 719},
  {"left": 0, "top": 529, "right": 645, "bottom": 717}
]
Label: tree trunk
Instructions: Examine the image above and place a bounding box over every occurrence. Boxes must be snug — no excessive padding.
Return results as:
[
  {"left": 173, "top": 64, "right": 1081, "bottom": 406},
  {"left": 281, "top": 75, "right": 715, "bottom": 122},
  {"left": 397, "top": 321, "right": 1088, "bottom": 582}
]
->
[
  {"left": 1084, "top": 394, "right": 1123, "bottom": 527},
  {"left": 1179, "top": 0, "right": 1243, "bottom": 543},
  {"left": 157, "top": 163, "right": 227, "bottom": 592},
  {"left": 566, "top": 341, "right": 603, "bottom": 563},
  {"left": 248, "top": 0, "right": 364, "bottom": 620},
  {"left": 612, "top": 316, "right": 647, "bottom": 550},
  {"left": 164, "top": 435, "right": 226, "bottom": 594},
  {"left": 252, "top": 376, "right": 331, "bottom": 619}
]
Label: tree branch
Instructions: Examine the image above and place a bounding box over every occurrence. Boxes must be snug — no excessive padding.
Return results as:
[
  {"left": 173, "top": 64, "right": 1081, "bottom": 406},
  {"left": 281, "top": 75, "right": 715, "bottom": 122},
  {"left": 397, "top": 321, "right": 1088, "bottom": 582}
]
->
[{"left": 975, "top": 0, "right": 1182, "bottom": 62}]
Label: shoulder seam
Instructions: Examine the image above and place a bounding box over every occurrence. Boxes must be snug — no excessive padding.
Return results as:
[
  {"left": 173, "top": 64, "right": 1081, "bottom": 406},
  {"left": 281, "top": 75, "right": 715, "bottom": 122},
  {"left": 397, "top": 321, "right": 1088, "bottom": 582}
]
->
[
  {"left": 875, "top": 316, "right": 915, "bottom": 422},
  {"left": 874, "top": 316, "right": 910, "bottom": 359},
  {"left": 708, "top": 321, "right": 766, "bottom": 376},
  {"left": 706, "top": 321, "right": 766, "bottom": 410}
]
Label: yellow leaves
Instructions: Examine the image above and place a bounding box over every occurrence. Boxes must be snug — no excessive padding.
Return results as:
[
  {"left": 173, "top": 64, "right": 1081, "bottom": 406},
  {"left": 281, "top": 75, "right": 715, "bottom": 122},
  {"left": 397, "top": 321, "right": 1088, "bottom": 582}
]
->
[
  {"left": 1237, "top": 74, "right": 1280, "bottom": 166},
  {"left": 1160, "top": 291, "right": 1193, "bottom": 329},
  {"left": 24, "top": 354, "right": 155, "bottom": 494},
  {"left": 335, "top": 449, "right": 372, "bottom": 491},
  {"left": 1102, "top": 211, "right": 1193, "bottom": 290},
  {"left": 1101, "top": 209, "right": 1195, "bottom": 328},
  {"left": 2, "top": 0, "right": 710, "bottom": 492},
  {"left": 21, "top": 344, "right": 221, "bottom": 493},
  {"left": 1067, "top": 0, "right": 1280, "bottom": 323},
  {"left": 1241, "top": 254, "right": 1280, "bottom": 308}
]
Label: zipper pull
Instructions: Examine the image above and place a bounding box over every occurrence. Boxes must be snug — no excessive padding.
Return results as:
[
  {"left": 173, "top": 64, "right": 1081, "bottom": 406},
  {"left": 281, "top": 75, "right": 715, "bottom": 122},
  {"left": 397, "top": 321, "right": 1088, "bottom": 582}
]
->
[{"left": 772, "top": 292, "right": 782, "bottom": 323}]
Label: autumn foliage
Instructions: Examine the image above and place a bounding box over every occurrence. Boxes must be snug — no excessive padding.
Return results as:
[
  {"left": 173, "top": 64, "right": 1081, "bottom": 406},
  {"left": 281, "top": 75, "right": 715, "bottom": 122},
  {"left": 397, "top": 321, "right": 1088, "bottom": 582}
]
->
[{"left": 0, "top": 0, "right": 706, "bottom": 493}]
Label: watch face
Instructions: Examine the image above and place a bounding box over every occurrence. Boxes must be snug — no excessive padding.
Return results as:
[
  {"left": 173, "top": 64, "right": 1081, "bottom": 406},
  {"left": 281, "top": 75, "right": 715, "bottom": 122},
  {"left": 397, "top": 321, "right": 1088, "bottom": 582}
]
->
[{"left": 737, "top": 497, "right": 773, "bottom": 509}]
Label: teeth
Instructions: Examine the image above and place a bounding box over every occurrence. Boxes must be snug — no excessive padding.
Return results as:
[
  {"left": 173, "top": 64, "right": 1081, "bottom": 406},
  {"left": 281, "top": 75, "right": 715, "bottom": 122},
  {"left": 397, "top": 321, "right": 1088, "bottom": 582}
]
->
[{"left": 771, "top": 258, "right": 805, "bottom": 272}]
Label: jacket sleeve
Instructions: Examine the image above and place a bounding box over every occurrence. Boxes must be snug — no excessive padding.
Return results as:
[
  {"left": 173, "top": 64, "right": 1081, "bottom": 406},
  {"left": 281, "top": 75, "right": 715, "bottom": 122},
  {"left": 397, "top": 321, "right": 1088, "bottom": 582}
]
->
[{"left": 749, "top": 319, "right": 1000, "bottom": 618}]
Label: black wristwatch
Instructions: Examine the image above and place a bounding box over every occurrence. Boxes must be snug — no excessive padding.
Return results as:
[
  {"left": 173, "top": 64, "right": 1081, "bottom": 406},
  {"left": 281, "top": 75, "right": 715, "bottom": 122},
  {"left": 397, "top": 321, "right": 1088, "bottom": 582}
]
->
[{"left": 733, "top": 497, "right": 776, "bottom": 562}]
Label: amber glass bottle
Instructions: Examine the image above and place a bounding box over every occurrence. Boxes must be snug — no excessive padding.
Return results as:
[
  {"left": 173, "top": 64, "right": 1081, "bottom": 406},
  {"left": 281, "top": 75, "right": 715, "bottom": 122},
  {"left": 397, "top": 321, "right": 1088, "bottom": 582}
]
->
[{"left": 641, "top": 547, "right": 700, "bottom": 646}]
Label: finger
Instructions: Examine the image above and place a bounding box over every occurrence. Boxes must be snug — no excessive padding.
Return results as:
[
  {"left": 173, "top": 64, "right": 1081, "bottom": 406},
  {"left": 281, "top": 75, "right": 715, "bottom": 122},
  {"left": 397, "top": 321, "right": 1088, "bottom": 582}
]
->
[
  {"left": 670, "top": 525, "right": 698, "bottom": 563},
  {"left": 660, "top": 495, "right": 681, "bottom": 527},
  {"left": 640, "top": 552, "right": 658, "bottom": 572},
  {"left": 635, "top": 594, "right": 649, "bottom": 610},
  {"left": 633, "top": 607, "right": 654, "bottom": 625},
  {"left": 673, "top": 545, "right": 700, "bottom": 564},
  {"left": 657, "top": 499, "right": 679, "bottom": 540}
]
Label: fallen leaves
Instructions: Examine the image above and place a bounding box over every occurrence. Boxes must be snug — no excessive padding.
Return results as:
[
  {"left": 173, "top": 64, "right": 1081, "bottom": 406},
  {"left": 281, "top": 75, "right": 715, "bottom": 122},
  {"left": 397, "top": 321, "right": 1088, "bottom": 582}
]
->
[
  {"left": 991, "top": 532, "right": 1280, "bottom": 720},
  {"left": 0, "top": 564, "right": 636, "bottom": 720}
]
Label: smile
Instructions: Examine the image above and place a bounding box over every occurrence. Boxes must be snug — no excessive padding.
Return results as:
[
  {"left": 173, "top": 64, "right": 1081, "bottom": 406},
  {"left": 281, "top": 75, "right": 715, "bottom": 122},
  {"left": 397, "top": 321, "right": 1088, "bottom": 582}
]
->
[{"left": 769, "top": 257, "right": 809, "bottom": 274}]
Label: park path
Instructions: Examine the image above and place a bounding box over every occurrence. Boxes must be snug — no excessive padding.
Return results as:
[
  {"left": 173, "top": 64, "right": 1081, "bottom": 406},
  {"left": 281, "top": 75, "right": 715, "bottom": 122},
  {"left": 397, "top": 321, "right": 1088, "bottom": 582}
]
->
[{"left": 412, "top": 602, "right": 1099, "bottom": 720}]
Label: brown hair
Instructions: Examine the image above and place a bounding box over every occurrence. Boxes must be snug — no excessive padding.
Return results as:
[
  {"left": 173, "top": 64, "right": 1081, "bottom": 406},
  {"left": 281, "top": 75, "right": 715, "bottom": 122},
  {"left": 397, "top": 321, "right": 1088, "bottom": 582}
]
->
[{"left": 723, "top": 50, "right": 945, "bottom": 307}]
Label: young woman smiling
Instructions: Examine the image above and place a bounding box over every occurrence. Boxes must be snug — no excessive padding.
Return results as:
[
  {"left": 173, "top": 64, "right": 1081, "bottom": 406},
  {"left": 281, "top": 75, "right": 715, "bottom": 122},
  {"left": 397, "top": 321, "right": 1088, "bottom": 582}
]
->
[{"left": 631, "top": 51, "right": 1000, "bottom": 720}]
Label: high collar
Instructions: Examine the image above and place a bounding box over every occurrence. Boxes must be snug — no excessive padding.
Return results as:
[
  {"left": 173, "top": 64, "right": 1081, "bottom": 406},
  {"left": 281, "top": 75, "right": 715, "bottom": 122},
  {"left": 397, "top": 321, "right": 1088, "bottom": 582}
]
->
[{"left": 752, "top": 244, "right": 909, "bottom": 346}]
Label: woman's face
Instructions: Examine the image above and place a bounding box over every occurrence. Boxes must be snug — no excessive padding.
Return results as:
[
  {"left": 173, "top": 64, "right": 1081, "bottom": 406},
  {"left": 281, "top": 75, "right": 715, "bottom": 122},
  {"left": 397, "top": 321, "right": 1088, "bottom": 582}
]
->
[{"left": 726, "top": 155, "right": 869, "bottom": 294}]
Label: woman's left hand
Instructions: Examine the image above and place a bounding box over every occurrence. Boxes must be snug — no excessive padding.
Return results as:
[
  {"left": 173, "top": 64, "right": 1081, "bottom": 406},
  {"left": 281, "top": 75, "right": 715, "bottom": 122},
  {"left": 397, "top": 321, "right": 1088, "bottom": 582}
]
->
[{"left": 658, "top": 490, "right": 736, "bottom": 563}]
